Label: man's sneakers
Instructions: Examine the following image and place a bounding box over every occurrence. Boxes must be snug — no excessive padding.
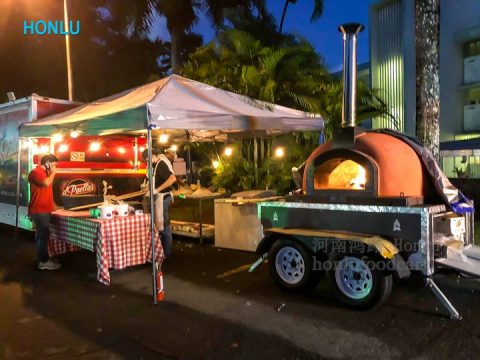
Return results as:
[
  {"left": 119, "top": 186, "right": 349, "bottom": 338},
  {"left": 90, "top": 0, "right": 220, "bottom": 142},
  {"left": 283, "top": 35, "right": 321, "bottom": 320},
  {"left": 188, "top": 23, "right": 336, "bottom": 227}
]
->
[{"left": 38, "top": 259, "right": 62, "bottom": 270}]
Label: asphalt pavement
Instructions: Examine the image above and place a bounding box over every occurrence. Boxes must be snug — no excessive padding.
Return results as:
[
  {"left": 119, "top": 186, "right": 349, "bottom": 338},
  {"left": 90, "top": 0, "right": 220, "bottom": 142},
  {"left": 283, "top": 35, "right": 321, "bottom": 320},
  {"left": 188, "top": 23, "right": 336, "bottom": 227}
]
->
[{"left": 1, "top": 224, "right": 480, "bottom": 359}]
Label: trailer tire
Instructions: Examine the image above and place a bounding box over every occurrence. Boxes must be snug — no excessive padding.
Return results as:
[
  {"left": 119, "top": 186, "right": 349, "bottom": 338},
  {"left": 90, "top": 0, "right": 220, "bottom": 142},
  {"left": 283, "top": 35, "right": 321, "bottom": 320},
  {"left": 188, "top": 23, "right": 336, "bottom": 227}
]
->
[
  {"left": 268, "top": 238, "right": 320, "bottom": 292},
  {"left": 326, "top": 251, "right": 393, "bottom": 310}
]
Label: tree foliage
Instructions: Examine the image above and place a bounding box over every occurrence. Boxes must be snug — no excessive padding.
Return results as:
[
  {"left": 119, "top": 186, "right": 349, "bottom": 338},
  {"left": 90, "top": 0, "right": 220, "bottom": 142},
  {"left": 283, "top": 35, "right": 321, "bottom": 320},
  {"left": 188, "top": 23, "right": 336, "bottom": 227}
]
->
[
  {"left": 279, "top": 0, "right": 324, "bottom": 34},
  {"left": 182, "top": 29, "right": 393, "bottom": 193},
  {"left": 144, "top": 0, "right": 267, "bottom": 72}
]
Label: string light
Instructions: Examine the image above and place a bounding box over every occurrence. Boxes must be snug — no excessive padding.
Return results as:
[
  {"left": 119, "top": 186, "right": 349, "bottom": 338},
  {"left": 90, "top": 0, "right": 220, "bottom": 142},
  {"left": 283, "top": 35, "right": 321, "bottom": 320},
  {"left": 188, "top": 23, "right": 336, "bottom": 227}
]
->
[
  {"left": 159, "top": 134, "right": 169, "bottom": 144},
  {"left": 70, "top": 130, "right": 80, "bottom": 138},
  {"left": 274, "top": 147, "right": 285, "bottom": 158},
  {"left": 224, "top": 146, "right": 233, "bottom": 157},
  {"left": 212, "top": 160, "right": 219, "bottom": 169},
  {"left": 170, "top": 144, "right": 178, "bottom": 151},
  {"left": 118, "top": 147, "right": 126, "bottom": 154},
  {"left": 89, "top": 142, "right": 101, "bottom": 152},
  {"left": 52, "top": 133, "right": 63, "bottom": 143},
  {"left": 58, "top": 144, "right": 68, "bottom": 153}
]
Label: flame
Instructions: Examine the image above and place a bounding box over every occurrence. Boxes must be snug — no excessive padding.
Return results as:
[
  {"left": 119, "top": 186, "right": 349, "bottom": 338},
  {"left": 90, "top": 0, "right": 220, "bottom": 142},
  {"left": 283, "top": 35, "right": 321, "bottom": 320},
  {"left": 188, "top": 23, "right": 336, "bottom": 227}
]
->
[{"left": 328, "top": 160, "right": 366, "bottom": 190}]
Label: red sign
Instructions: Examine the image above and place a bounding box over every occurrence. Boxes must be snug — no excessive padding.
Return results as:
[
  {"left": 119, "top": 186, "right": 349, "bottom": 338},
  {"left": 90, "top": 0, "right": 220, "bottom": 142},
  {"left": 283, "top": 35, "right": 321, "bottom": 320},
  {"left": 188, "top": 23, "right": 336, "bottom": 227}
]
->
[{"left": 61, "top": 178, "right": 96, "bottom": 196}]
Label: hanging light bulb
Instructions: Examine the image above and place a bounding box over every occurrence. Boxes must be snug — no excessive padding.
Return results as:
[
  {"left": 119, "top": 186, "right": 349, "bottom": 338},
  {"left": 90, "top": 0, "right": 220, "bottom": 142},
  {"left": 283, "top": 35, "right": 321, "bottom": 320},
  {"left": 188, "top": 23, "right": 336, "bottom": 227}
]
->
[
  {"left": 159, "top": 134, "right": 169, "bottom": 144},
  {"left": 212, "top": 160, "right": 219, "bottom": 169},
  {"left": 274, "top": 147, "right": 285, "bottom": 158},
  {"left": 52, "top": 133, "right": 63, "bottom": 143},
  {"left": 70, "top": 130, "right": 80, "bottom": 138},
  {"left": 89, "top": 142, "right": 101, "bottom": 152},
  {"left": 170, "top": 144, "right": 178, "bottom": 151},
  {"left": 58, "top": 144, "right": 68, "bottom": 153},
  {"left": 118, "top": 147, "right": 126, "bottom": 154},
  {"left": 224, "top": 146, "right": 233, "bottom": 157}
]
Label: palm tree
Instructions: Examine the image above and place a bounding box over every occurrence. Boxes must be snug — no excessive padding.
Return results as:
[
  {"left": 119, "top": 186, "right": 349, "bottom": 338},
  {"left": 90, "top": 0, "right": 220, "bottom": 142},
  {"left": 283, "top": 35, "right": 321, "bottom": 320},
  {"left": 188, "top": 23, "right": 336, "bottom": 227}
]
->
[
  {"left": 181, "top": 29, "right": 392, "bottom": 191},
  {"left": 140, "top": 0, "right": 267, "bottom": 72},
  {"left": 415, "top": 0, "right": 440, "bottom": 160},
  {"left": 182, "top": 29, "right": 329, "bottom": 111},
  {"left": 279, "top": 0, "right": 324, "bottom": 34}
]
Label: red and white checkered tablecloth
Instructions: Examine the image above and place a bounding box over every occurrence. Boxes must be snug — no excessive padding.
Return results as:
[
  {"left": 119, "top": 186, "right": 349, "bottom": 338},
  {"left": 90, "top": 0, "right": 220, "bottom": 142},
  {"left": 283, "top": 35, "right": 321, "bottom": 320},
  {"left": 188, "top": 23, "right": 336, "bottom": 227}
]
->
[{"left": 48, "top": 214, "right": 164, "bottom": 285}]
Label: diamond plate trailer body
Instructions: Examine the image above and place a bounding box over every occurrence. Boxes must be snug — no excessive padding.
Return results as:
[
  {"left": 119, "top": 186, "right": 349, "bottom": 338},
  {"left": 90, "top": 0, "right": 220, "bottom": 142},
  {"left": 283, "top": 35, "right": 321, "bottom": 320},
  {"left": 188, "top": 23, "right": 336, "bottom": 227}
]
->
[
  {"left": 253, "top": 200, "right": 476, "bottom": 318},
  {"left": 257, "top": 201, "right": 473, "bottom": 277}
]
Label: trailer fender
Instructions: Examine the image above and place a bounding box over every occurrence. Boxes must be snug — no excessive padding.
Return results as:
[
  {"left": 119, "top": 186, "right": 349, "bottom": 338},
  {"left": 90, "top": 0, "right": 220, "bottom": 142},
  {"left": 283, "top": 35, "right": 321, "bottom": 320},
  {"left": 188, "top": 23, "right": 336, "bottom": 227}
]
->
[
  {"left": 256, "top": 231, "right": 284, "bottom": 255},
  {"left": 257, "top": 227, "right": 410, "bottom": 279}
]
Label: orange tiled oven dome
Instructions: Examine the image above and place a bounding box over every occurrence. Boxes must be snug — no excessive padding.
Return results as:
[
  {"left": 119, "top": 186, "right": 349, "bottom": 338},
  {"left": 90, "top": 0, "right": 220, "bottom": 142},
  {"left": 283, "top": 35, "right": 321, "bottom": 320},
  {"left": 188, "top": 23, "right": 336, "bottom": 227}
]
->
[{"left": 302, "top": 131, "right": 437, "bottom": 200}]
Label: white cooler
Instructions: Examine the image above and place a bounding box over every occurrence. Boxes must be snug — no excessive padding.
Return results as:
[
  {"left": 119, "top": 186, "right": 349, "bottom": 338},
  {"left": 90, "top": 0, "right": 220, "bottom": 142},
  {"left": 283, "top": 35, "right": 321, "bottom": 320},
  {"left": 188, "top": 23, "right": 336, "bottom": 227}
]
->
[{"left": 214, "top": 190, "right": 275, "bottom": 252}]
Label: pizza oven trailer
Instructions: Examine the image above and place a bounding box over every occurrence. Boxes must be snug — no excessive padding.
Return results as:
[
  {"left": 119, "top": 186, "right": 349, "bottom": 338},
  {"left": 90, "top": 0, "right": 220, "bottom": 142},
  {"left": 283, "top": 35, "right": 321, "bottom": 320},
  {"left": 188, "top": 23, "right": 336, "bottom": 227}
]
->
[
  {"left": 251, "top": 24, "right": 478, "bottom": 319},
  {"left": 254, "top": 127, "right": 477, "bottom": 319}
]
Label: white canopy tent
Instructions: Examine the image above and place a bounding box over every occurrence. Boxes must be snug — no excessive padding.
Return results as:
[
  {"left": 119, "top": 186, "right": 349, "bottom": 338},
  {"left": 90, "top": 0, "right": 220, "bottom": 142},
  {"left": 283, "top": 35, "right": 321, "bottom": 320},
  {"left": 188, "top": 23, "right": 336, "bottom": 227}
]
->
[
  {"left": 18, "top": 74, "right": 324, "bottom": 303},
  {"left": 19, "top": 74, "right": 323, "bottom": 139}
]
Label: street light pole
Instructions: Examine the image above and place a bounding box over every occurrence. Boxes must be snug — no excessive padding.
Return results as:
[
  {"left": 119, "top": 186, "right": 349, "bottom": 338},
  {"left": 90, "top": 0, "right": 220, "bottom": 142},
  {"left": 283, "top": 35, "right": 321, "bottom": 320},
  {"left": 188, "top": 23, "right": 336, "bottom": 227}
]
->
[{"left": 63, "top": 0, "right": 74, "bottom": 101}]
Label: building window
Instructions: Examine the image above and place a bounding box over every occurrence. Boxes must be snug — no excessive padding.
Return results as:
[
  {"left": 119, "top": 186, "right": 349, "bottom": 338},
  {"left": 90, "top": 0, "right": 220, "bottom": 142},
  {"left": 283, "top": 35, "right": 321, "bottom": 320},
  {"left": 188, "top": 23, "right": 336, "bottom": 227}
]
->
[{"left": 464, "top": 39, "right": 480, "bottom": 58}]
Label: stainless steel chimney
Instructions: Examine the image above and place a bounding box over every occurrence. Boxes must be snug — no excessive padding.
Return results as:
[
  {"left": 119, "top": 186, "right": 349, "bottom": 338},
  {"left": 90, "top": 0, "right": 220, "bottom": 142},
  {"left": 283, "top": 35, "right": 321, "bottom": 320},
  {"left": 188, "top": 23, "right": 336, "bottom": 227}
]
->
[{"left": 338, "top": 23, "right": 364, "bottom": 128}]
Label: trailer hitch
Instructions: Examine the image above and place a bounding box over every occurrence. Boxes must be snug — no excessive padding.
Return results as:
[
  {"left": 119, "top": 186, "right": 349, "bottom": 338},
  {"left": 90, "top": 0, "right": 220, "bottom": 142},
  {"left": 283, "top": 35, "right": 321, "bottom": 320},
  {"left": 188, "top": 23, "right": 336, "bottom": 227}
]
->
[
  {"left": 426, "top": 277, "right": 462, "bottom": 320},
  {"left": 248, "top": 253, "right": 268, "bottom": 273}
]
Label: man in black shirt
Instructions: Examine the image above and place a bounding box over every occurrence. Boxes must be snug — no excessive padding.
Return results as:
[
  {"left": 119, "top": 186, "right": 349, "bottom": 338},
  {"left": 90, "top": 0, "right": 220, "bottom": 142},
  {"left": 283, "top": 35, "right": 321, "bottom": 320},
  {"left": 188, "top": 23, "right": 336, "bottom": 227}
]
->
[{"left": 143, "top": 148, "right": 177, "bottom": 257}]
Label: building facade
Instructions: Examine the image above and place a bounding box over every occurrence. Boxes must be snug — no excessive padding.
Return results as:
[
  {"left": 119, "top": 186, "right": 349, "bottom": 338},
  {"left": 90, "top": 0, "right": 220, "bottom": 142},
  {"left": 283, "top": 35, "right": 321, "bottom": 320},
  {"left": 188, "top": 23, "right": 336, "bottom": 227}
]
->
[{"left": 370, "top": 0, "right": 480, "bottom": 178}]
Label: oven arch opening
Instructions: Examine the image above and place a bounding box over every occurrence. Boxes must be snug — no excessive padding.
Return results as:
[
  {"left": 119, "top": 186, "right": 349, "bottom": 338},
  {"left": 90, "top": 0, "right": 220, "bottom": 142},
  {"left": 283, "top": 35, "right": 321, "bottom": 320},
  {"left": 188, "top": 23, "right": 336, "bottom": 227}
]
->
[
  {"left": 314, "top": 159, "right": 366, "bottom": 190},
  {"left": 305, "top": 149, "right": 379, "bottom": 197}
]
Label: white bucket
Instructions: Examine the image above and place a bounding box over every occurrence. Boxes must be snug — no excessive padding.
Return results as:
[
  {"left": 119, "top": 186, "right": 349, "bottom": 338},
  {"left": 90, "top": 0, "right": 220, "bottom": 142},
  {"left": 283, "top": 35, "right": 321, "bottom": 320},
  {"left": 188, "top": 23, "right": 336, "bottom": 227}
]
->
[
  {"left": 114, "top": 203, "right": 129, "bottom": 217},
  {"left": 99, "top": 205, "right": 114, "bottom": 219}
]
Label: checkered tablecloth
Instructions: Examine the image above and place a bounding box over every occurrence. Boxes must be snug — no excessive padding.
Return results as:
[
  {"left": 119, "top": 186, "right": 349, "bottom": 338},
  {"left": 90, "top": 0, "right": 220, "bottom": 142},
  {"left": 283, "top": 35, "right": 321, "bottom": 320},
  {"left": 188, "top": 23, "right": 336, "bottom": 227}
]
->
[{"left": 48, "top": 214, "right": 164, "bottom": 285}]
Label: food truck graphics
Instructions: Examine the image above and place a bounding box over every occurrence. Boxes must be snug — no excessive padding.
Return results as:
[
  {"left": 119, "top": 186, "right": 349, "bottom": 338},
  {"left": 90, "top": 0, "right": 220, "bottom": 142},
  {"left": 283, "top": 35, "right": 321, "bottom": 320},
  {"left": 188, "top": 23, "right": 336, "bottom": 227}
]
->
[
  {"left": 0, "top": 95, "right": 78, "bottom": 229},
  {"left": 0, "top": 95, "right": 146, "bottom": 230}
]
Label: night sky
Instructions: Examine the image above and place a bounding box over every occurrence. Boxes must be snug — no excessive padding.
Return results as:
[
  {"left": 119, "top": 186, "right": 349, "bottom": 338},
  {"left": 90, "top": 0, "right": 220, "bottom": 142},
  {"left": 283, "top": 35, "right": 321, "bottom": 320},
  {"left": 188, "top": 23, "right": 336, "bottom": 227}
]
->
[{"left": 152, "top": 0, "right": 376, "bottom": 71}]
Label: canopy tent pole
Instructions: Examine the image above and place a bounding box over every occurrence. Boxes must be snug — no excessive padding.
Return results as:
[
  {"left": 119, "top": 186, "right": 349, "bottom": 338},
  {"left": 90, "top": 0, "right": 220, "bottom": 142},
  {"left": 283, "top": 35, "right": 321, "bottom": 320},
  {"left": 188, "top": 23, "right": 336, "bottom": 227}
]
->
[
  {"left": 185, "top": 131, "right": 193, "bottom": 184},
  {"left": 319, "top": 129, "right": 325, "bottom": 145},
  {"left": 14, "top": 137, "right": 22, "bottom": 241},
  {"left": 133, "top": 137, "right": 138, "bottom": 169},
  {"left": 147, "top": 126, "right": 158, "bottom": 304},
  {"left": 254, "top": 138, "right": 259, "bottom": 187}
]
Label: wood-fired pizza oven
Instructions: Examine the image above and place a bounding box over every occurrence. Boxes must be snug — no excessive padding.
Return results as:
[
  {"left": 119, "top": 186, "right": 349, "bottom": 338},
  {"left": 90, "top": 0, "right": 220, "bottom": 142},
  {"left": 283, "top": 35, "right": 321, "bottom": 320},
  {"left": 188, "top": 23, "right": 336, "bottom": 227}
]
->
[{"left": 301, "top": 128, "right": 438, "bottom": 204}]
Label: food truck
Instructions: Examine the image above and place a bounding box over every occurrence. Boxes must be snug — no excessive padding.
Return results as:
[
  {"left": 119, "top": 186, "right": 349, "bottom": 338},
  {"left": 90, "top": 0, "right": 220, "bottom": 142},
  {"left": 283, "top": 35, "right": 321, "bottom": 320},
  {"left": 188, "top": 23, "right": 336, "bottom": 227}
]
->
[{"left": 0, "top": 94, "right": 147, "bottom": 230}]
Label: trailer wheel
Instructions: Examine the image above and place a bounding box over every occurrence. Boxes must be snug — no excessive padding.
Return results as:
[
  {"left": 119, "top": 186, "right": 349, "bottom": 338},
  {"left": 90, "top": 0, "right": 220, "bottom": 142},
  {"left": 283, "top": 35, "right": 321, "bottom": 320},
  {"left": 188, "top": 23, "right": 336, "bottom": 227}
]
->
[
  {"left": 327, "top": 252, "right": 392, "bottom": 309},
  {"left": 268, "top": 238, "right": 320, "bottom": 291}
]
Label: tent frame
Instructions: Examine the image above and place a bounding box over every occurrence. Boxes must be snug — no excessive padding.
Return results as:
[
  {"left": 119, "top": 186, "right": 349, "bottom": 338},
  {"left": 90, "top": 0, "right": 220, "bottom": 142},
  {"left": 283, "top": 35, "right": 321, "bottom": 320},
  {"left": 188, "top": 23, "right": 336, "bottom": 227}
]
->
[
  {"left": 16, "top": 75, "right": 324, "bottom": 302},
  {"left": 15, "top": 123, "right": 324, "bottom": 303}
]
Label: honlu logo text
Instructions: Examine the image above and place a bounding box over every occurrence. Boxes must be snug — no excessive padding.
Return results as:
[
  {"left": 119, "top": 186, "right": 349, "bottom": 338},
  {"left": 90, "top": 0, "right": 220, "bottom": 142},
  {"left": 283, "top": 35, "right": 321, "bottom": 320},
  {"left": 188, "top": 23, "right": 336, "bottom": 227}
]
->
[
  {"left": 23, "top": 20, "right": 80, "bottom": 36},
  {"left": 62, "top": 178, "right": 96, "bottom": 196}
]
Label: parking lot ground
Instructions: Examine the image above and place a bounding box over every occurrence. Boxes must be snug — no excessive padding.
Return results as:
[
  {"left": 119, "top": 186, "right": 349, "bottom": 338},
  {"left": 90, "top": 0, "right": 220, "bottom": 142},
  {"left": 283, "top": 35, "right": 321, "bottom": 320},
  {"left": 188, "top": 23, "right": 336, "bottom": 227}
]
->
[{"left": 1, "top": 224, "right": 480, "bottom": 359}]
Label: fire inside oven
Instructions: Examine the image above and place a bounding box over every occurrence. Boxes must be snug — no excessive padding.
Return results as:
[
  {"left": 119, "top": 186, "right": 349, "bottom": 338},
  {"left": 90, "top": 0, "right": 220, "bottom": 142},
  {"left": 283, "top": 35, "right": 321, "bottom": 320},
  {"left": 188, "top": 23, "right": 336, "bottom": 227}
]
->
[
  {"left": 306, "top": 148, "right": 378, "bottom": 197},
  {"left": 314, "top": 158, "right": 366, "bottom": 190}
]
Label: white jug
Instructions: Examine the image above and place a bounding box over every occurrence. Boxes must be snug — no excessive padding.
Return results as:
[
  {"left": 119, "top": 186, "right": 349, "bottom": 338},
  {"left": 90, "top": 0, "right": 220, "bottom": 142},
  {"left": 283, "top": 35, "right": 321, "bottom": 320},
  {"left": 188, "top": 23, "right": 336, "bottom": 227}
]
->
[
  {"left": 114, "top": 203, "right": 129, "bottom": 217},
  {"left": 99, "top": 205, "right": 114, "bottom": 219}
]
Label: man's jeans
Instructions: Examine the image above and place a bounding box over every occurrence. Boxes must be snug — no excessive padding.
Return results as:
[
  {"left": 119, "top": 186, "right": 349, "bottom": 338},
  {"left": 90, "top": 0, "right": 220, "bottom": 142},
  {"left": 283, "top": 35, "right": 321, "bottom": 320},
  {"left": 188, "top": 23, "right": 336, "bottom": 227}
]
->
[
  {"left": 30, "top": 213, "right": 51, "bottom": 263},
  {"left": 160, "top": 195, "right": 173, "bottom": 257}
]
